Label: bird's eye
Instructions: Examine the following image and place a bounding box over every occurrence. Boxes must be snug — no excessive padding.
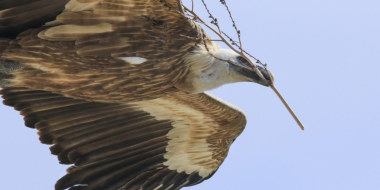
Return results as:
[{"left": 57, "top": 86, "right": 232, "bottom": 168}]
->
[{"left": 237, "top": 56, "right": 251, "bottom": 68}]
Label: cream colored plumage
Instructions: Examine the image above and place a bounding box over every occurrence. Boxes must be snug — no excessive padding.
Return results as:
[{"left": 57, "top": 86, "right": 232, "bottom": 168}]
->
[{"left": 0, "top": 0, "right": 273, "bottom": 190}]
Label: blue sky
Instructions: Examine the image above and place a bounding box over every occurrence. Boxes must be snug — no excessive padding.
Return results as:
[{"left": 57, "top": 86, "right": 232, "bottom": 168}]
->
[{"left": 1, "top": 0, "right": 379, "bottom": 189}]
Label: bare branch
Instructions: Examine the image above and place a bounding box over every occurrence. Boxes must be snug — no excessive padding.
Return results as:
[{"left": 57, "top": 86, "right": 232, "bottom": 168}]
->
[
  {"left": 201, "top": 0, "right": 221, "bottom": 34},
  {"left": 221, "top": 31, "right": 267, "bottom": 68},
  {"left": 183, "top": 5, "right": 267, "bottom": 81},
  {"left": 185, "top": 1, "right": 304, "bottom": 130},
  {"left": 196, "top": 1, "right": 268, "bottom": 74},
  {"left": 219, "top": 0, "right": 243, "bottom": 52},
  {"left": 202, "top": 34, "right": 258, "bottom": 73},
  {"left": 270, "top": 85, "right": 305, "bottom": 130},
  {"left": 159, "top": 1, "right": 303, "bottom": 130}
]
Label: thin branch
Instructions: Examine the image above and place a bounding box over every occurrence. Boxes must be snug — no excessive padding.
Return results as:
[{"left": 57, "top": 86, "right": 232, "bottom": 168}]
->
[
  {"left": 201, "top": 0, "right": 221, "bottom": 34},
  {"left": 161, "top": 1, "right": 304, "bottom": 130},
  {"left": 202, "top": 34, "right": 257, "bottom": 72},
  {"left": 187, "top": 1, "right": 303, "bottom": 130},
  {"left": 270, "top": 85, "right": 305, "bottom": 130},
  {"left": 220, "top": 0, "right": 243, "bottom": 52},
  {"left": 221, "top": 31, "right": 267, "bottom": 68},
  {"left": 195, "top": 1, "right": 268, "bottom": 75},
  {"left": 183, "top": 5, "right": 266, "bottom": 81}
]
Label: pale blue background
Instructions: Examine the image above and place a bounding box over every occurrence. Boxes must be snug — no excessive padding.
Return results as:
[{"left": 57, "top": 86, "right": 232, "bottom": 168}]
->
[{"left": 1, "top": 0, "right": 379, "bottom": 189}]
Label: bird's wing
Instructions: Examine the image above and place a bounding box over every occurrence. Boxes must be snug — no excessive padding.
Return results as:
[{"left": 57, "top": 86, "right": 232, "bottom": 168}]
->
[
  {"left": 0, "top": 0, "right": 215, "bottom": 102},
  {"left": 0, "top": 87, "right": 246, "bottom": 190}
]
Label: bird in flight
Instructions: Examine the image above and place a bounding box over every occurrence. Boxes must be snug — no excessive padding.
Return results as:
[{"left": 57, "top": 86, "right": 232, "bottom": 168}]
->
[{"left": 0, "top": 0, "right": 276, "bottom": 190}]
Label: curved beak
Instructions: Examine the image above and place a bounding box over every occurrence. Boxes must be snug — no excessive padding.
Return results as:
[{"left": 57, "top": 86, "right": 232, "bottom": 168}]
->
[{"left": 251, "top": 67, "right": 275, "bottom": 87}]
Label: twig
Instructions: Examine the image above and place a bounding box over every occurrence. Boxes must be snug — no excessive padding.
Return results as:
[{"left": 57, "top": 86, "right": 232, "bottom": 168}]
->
[
  {"left": 270, "top": 85, "right": 305, "bottom": 130},
  {"left": 202, "top": 33, "right": 255, "bottom": 72},
  {"left": 183, "top": 5, "right": 266, "bottom": 81},
  {"left": 196, "top": 1, "right": 268, "bottom": 74},
  {"left": 221, "top": 31, "right": 267, "bottom": 68},
  {"left": 186, "top": 1, "right": 304, "bottom": 130},
  {"left": 220, "top": 0, "right": 243, "bottom": 52},
  {"left": 201, "top": 0, "right": 221, "bottom": 34},
  {"left": 160, "top": 1, "right": 303, "bottom": 130}
]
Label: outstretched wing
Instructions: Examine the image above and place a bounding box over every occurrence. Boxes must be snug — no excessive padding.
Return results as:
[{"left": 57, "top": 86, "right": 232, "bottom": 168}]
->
[
  {"left": 0, "top": 0, "right": 216, "bottom": 102},
  {"left": 0, "top": 87, "right": 246, "bottom": 190}
]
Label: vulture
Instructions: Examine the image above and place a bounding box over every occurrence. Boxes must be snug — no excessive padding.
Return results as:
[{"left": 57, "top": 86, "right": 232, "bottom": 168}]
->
[{"left": 0, "top": 0, "right": 275, "bottom": 190}]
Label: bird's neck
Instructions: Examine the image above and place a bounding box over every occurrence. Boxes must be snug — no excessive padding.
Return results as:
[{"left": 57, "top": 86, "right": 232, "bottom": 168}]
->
[{"left": 175, "top": 47, "right": 244, "bottom": 94}]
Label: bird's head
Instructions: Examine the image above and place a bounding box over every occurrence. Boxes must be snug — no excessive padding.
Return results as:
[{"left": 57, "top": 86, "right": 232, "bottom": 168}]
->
[{"left": 214, "top": 49, "right": 275, "bottom": 86}]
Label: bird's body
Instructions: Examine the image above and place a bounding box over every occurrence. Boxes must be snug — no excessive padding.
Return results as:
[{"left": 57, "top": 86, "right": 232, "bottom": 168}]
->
[{"left": 0, "top": 0, "right": 274, "bottom": 189}]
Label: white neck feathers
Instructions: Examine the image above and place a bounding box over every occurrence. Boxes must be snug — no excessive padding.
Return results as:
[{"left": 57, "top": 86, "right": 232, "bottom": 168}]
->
[{"left": 181, "top": 45, "right": 244, "bottom": 94}]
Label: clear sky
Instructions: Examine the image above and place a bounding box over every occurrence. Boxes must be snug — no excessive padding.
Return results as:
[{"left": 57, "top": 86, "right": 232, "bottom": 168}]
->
[{"left": 1, "top": 0, "right": 379, "bottom": 190}]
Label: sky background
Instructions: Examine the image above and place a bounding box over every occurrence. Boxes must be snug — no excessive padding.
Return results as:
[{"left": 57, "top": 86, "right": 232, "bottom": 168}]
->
[{"left": 1, "top": 0, "right": 379, "bottom": 189}]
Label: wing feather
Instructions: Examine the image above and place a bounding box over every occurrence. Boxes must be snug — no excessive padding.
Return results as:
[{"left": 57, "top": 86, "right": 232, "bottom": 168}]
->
[
  {"left": 0, "top": 0, "right": 215, "bottom": 102},
  {"left": 1, "top": 87, "right": 246, "bottom": 190}
]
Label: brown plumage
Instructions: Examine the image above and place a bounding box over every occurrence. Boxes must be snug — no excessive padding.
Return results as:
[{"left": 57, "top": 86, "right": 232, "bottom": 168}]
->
[
  {"left": 0, "top": 0, "right": 212, "bottom": 102},
  {"left": 0, "top": 87, "right": 246, "bottom": 190},
  {"left": 0, "top": 0, "right": 273, "bottom": 190}
]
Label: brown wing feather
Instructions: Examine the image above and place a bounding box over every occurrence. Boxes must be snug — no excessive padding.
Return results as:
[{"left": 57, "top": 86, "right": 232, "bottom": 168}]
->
[
  {"left": 1, "top": 87, "right": 246, "bottom": 190},
  {"left": 0, "top": 0, "right": 70, "bottom": 38},
  {"left": 0, "top": 0, "right": 212, "bottom": 102}
]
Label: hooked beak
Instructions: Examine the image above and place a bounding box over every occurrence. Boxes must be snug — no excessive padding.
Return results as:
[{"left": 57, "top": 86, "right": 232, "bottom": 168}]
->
[{"left": 250, "top": 66, "right": 275, "bottom": 87}]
